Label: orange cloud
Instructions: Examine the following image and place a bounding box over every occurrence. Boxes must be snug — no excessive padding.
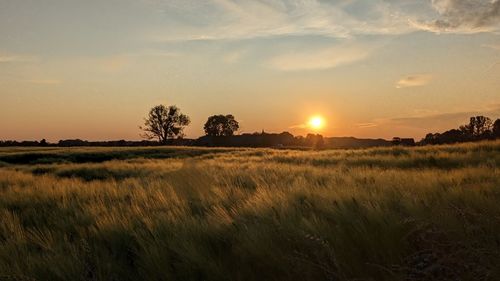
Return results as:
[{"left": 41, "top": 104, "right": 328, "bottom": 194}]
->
[{"left": 396, "top": 74, "right": 433, "bottom": 88}]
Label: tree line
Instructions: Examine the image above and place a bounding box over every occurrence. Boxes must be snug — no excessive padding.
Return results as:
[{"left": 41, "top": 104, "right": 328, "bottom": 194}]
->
[
  {"left": 420, "top": 116, "right": 500, "bottom": 145},
  {"left": 1, "top": 103, "right": 499, "bottom": 147},
  {"left": 139, "top": 104, "right": 329, "bottom": 148},
  {"left": 139, "top": 104, "right": 500, "bottom": 147}
]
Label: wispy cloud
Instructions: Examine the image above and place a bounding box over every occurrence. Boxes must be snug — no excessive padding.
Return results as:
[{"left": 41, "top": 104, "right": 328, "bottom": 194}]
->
[
  {"left": 150, "top": 0, "right": 416, "bottom": 42},
  {"left": 25, "top": 79, "right": 62, "bottom": 85},
  {"left": 99, "top": 56, "right": 131, "bottom": 72},
  {"left": 97, "top": 50, "right": 180, "bottom": 72},
  {"left": 356, "top": 122, "right": 378, "bottom": 128},
  {"left": 0, "top": 54, "right": 37, "bottom": 63},
  {"left": 268, "top": 44, "right": 371, "bottom": 71},
  {"left": 289, "top": 123, "right": 308, "bottom": 129},
  {"left": 412, "top": 0, "right": 500, "bottom": 33},
  {"left": 482, "top": 43, "right": 500, "bottom": 50},
  {"left": 147, "top": 0, "right": 500, "bottom": 42},
  {"left": 360, "top": 104, "right": 500, "bottom": 134},
  {"left": 223, "top": 50, "right": 245, "bottom": 64},
  {"left": 125, "top": 50, "right": 180, "bottom": 58},
  {"left": 396, "top": 74, "right": 433, "bottom": 88},
  {"left": 390, "top": 107, "right": 500, "bottom": 130}
]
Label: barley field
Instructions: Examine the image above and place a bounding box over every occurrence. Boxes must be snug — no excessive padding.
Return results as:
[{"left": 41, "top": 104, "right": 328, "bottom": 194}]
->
[{"left": 0, "top": 142, "right": 499, "bottom": 281}]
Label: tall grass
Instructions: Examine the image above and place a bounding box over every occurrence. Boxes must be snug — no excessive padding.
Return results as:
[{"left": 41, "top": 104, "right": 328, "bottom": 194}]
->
[{"left": 0, "top": 141, "right": 499, "bottom": 280}]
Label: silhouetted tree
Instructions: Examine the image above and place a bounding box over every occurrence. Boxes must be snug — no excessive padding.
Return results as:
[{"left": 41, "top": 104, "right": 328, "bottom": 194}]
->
[
  {"left": 440, "top": 129, "right": 465, "bottom": 143},
  {"left": 493, "top": 119, "right": 500, "bottom": 138},
  {"left": 58, "top": 139, "right": 88, "bottom": 147},
  {"left": 421, "top": 133, "right": 441, "bottom": 145},
  {"left": 277, "top": 132, "right": 295, "bottom": 146},
  {"left": 204, "top": 115, "right": 239, "bottom": 137},
  {"left": 460, "top": 116, "right": 493, "bottom": 139},
  {"left": 419, "top": 116, "right": 498, "bottom": 145},
  {"left": 40, "top": 139, "right": 48, "bottom": 146},
  {"left": 141, "top": 105, "right": 190, "bottom": 144},
  {"left": 392, "top": 137, "right": 415, "bottom": 146},
  {"left": 306, "top": 134, "right": 324, "bottom": 149}
]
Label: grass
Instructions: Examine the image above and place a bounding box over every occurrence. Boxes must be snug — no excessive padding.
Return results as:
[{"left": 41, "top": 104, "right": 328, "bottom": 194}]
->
[{"left": 0, "top": 141, "right": 499, "bottom": 281}]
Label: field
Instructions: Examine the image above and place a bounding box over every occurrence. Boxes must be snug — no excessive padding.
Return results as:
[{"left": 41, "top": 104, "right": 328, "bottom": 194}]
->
[{"left": 0, "top": 142, "right": 499, "bottom": 281}]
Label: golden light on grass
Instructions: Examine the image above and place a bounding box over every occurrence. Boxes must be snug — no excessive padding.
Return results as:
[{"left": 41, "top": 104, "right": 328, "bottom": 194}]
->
[
  {"left": 308, "top": 116, "right": 325, "bottom": 130},
  {"left": 0, "top": 142, "right": 499, "bottom": 279}
]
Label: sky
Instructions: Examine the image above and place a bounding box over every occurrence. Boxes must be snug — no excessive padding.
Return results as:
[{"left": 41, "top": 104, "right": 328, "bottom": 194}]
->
[{"left": 1, "top": 0, "right": 500, "bottom": 141}]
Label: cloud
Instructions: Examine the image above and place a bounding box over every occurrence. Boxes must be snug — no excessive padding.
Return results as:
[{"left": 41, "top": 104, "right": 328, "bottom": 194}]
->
[
  {"left": 356, "top": 122, "right": 378, "bottom": 128},
  {"left": 99, "top": 56, "right": 131, "bottom": 72},
  {"left": 289, "top": 123, "right": 308, "bottom": 129},
  {"left": 25, "top": 79, "right": 62, "bottom": 85},
  {"left": 148, "top": 1, "right": 500, "bottom": 42},
  {"left": 268, "top": 45, "right": 371, "bottom": 71},
  {"left": 0, "top": 56, "right": 22, "bottom": 63},
  {"left": 0, "top": 77, "right": 62, "bottom": 85},
  {"left": 0, "top": 54, "right": 37, "bottom": 63},
  {"left": 150, "top": 0, "right": 416, "bottom": 42},
  {"left": 390, "top": 106, "right": 500, "bottom": 129},
  {"left": 223, "top": 50, "right": 245, "bottom": 64},
  {"left": 126, "top": 50, "right": 180, "bottom": 58},
  {"left": 362, "top": 103, "right": 500, "bottom": 132},
  {"left": 482, "top": 43, "right": 500, "bottom": 50},
  {"left": 396, "top": 74, "right": 433, "bottom": 88},
  {"left": 149, "top": 0, "right": 500, "bottom": 43},
  {"left": 95, "top": 50, "right": 180, "bottom": 72},
  {"left": 413, "top": 0, "right": 500, "bottom": 33}
]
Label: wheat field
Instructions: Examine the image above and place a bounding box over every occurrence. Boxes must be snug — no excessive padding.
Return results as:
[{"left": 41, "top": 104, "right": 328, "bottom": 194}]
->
[{"left": 0, "top": 142, "right": 499, "bottom": 281}]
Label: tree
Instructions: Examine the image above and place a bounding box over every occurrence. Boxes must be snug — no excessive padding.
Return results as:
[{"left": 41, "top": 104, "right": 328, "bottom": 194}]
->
[
  {"left": 459, "top": 116, "right": 492, "bottom": 139},
  {"left": 440, "top": 129, "right": 465, "bottom": 143},
  {"left": 493, "top": 119, "right": 500, "bottom": 138},
  {"left": 421, "top": 133, "right": 441, "bottom": 145},
  {"left": 204, "top": 114, "right": 239, "bottom": 137},
  {"left": 141, "top": 105, "right": 190, "bottom": 144},
  {"left": 306, "top": 133, "right": 324, "bottom": 149},
  {"left": 392, "top": 137, "right": 415, "bottom": 146}
]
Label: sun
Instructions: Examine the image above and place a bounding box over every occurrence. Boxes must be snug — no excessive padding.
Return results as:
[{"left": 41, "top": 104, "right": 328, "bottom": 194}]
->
[{"left": 308, "top": 116, "right": 325, "bottom": 130}]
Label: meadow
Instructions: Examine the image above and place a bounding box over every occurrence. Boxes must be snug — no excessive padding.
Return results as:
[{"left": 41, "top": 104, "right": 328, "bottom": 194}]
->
[{"left": 0, "top": 142, "right": 499, "bottom": 281}]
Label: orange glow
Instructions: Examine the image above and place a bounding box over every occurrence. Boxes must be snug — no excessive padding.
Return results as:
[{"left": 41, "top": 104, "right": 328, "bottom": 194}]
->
[{"left": 308, "top": 116, "right": 325, "bottom": 130}]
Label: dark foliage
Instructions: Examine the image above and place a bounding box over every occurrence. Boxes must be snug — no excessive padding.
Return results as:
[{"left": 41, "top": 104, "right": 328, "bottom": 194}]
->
[
  {"left": 420, "top": 116, "right": 498, "bottom": 145},
  {"left": 493, "top": 119, "right": 500, "bottom": 138},
  {"left": 392, "top": 137, "right": 416, "bottom": 146},
  {"left": 140, "top": 104, "right": 190, "bottom": 144},
  {"left": 3, "top": 115, "right": 497, "bottom": 149},
  {"left": 204, "top": 114, "right": 239, "bottom": 136},
  {"left": 305, "top": 134, "right": 325, "bottom": 149},
  {"left": 459, "top": 116, "right": 493, "bottom": 139},
  {"left": 194, "top": 132, "right": 389, "bottom": 149},
  {"left": 196, "top": 131, "right": 299, "bottom": 148}
]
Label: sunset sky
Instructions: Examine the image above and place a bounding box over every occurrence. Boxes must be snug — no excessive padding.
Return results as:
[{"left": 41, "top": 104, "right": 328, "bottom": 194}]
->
[{"left": 1, "top": 0, "right": 499, "bottom": 141}]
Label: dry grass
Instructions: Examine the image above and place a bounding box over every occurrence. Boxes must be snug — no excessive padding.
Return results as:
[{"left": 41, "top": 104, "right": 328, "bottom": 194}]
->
[{"left": 0, "top": 141, "right": 499, "bottom": 281}]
